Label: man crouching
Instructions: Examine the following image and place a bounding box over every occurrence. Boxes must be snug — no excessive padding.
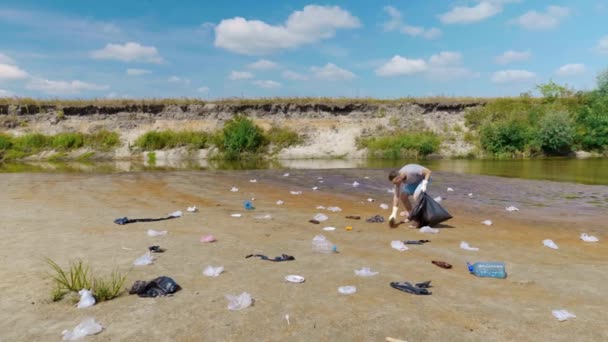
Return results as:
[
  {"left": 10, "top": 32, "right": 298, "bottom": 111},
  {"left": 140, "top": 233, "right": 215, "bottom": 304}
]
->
[{"left": 388, "top": 164, "right": 432, "bottom": 228}]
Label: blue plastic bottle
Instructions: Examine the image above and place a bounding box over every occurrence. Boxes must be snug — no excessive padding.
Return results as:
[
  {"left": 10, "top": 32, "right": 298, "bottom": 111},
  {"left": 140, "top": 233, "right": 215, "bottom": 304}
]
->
[
  {"left": 467, "top": 262, "right": 507, "bottom": 279},
  {"left": 243, "top": 200, "right": 255, "bottom": 210}
]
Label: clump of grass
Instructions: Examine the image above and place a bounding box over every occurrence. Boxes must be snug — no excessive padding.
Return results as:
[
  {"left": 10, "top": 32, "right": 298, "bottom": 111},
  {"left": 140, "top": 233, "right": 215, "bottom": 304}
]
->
[
  {"left": 265, "top": 126, "right": 303, "bottom": 152},
  {"left": 147, "top": 151, "right": 156, "bottom": 165},
  {"left": 134, "top": 130, "right": 211, "bottom": 150},
  {"left": 91, "top": 270, "right": 128, "bottom": 302},
  {"left": 359, "top": 131, "right": 441, "bottom": 159}
]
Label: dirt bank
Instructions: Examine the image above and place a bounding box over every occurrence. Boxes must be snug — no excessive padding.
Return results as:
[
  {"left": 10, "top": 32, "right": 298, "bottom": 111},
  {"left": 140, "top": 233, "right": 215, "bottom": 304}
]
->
[{"left": 0, "top": 169, "right": 606, "bottom": 341}]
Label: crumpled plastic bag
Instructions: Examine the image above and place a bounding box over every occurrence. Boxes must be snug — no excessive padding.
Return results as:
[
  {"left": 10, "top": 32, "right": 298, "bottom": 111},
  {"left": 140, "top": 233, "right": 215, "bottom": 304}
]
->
[
  {"left": 133, "top": 252, "right": 154, "bottom": 266},
  {"left": 580, "top": 233, "right": 599, "bottom": 242},
  {"left": 254, "top": 214, "right": 272, "bottom": 220},
  {"left": 354, "top": 267, "right": 379, "bottom": 277},
  {"left": 434, "top": 196, "right": 442, "bottom": 203},
  {"left": 200, "top": 235, "right": 216, "bottom": 243},
  {"left": 460, "top": 241, "right": 479, "bottom": 251},
  {"left": 147, "top": 229, "right": 167, "bottom": 237},
  {"left": 352, "top": 181, "right": 360, "bottom": 187},
  {"left": 379, "top": 203, "right": 389, "bottom": 210},
  {"left": 230, "top": 186, "right": 239, "bottom": 192},
  {"left": 290, "top": 191, "right": 302, "bottom": 195},
  {"left": 505, "top": 206, "right": 519, "bottom": 212},
  {"left": 77, "top": 289, "right": 95, "bottom": 309},
  {"left": 552, "top": 309, "right": 576, "bottom": 321},
  {"left": 276, "top": 200, "right": 284, "bottom": 205},
  {"left": 391, "top": 240, "right": 409, "bottom": 251},
  {"left": 338, "top": 286, "right": 357, "bottom": 294},
  {"left": 203, "top": 266, "right": 224, "bottom": 277},
  {"left": 313, "top": 213, "right": 328, "bottom": 222},
  {"left": 187, "top": 206, "right": 197, "bottom": 212},
  {"left": 168, "top": 211, "right": 183, "bottom": 217},
  {"left": 543, "top": 239, "right": 559, "bottom": 249},
  {"left": 419, "top": 226, "right": 439, "bottom": 234},
  {"left": 129, "top": 276, "right": 181, "bottom": 297},
  {"left": 327, "top": 206, "right": 342, "bottom": 212},
  {"left": 225, "top": 292, "right": 252, "bottom": 310},
  {"left": 481, "top": 220, "right": 493, "bottom": 226},
  {"left": 62, "top": 317, "right": 103, "bottom": 341}
]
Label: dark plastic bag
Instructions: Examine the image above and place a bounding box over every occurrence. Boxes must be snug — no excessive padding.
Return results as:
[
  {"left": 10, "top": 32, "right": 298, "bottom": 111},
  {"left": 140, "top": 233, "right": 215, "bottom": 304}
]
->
[
  {"left": 408, "top": 192, "right": 452, "bottom": 228},
  {"left": 129, "top": 276, "right": 181, "bottom": 298}
]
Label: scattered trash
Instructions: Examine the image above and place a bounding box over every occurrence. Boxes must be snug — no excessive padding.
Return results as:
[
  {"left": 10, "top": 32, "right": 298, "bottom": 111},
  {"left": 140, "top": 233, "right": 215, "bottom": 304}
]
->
[
  {"left": 345, "top": 226, "right": 353, "bottom": 231},
  {"left": 580, "top": 233, "right": 599, "bottom": 242},
  {"left": 76, "top": 289, "right": 95, "bottom": 309},
  {"left": 405, "top": 239, "right": 430, "bottom": 245},
  {"left": 285, "top": 275, "right": 305, "bottom": 283},
  {"left": 352, "top": 181, "right": 360, "bottom": 187},
  {"left": 460, "top": 241, "right": 479, "bottom": 251},
  {"left": 419, "top": 226, "right": 439, "bottom": 234},
  {"left": 367, "top": 198, "right": 375, "bottom": 202},
  {"left": 313, "top": 213, "right": 329, "bottom": 222},
  {"left": 168, "top": 211, "right": 183, "bottom": 218},
  {"left": 244, "top": 200, "right": 255, "bottom": 210},
  {"left": 505, "top": 206, "right": 519, "bottom": 212},
  {"left": 187, "top": 206, "right": 198, "bottom": 212},
  {"left": 327, "top": 206, "right": 342, "bottom": 212},
  {"left": 481, "top": 220, "right": 493, "bottom": 226},
  {"left": 285, "top": 314, "right": 291, "bottom": 325},
  {"left": 251, "top": 197, "right": 256, "bottom": 201},
  {"left": 249, "top": 179, "right": 257, "bottom": 183},
  {"left": 319, "top": 180, "right": 324, "bottom": 183},
  {"left": 468, "top": 193, "right": 473, "bottom": 197},
  {"left": 447, "top": 187, "right": 454, "bottom": 192},
  {"left": 391, "top": 240, "right": 409, "bottom": 251},
  {"left": 552, "top": 309, "right": 576, "bottom": 322},
  {"left": 432, "top": 261, "right": 452, "bottom": 269},
  {"left": 366, "top": 215, "right": 385, "bottom": 223},
  {"left": 543, "top": 239, "right": 559, "bottom": 250},
  {"left": 364, "top": 176, "right": 370, "bottom": 179},
  {"left": 290, "top": 191, "right": 302, "bottom": 195},
  {"left": 338, "top": 286, "right": 357, "bottom": 295},
  {"left": 121, "top": 246, "right": 133, "bottom": 250},
  {"left": 467, "top": 262, "right": 506, "bottom": 278},
  {"left": 246, "top": 254, "right": 294, "bottom": 262},
  {"left": 323, "top": 226, "right": 336, "bottom": 231},
  {"left": 283, "top": 173, "right": 290, "bottom": 177},
  {"left": 129, "top": 276, "right": 181, "bottom": 298},
  {"left": 434, "top": 196, "right": 442, "bottom": 203},
  {"left": 355, "top": 267, "right": 379, "bottom": 277},
  {"left": 203, "top": 266, "right": 224, "bottom": 277},
  {"left": 147, "top": 229, "right": 167, "bottom": 237},
  {"left": 345, "top": 215, "right": 360, "bottom": 220},
  {"left": 226, "top": 292, "right": 252, "bottom": 310},
  {"left": 387, "top": 188, "right": 395, "bottom": 194},
  {"left": 133, "top": 252, "right": 154, "bottom": 266},
  {"left": 309, "top": 219, "right": 320, "bottom": 224},
  {"left": 390, "top": 281, "right": 432, "bottom": 295},
  {"left": 231, "top": 213, "right": 242, "bottom": 218},
  {"left": 200, "top": 235, "right": 216, "bottom": 243},
  {"left": 379, "top": 203, "right": 389, "bottom": 210},
  {"left": 312, "top": 235, "right": 335, "bottom": 253},
  {"left": 62, "top": 317, "right": 103, "bottom": 341},
  {"left": 230, "top": 186, "right": 239, "bottom": 192},
  {"left": 254, "top": 214, "right": 272, "bottom": 220},
  {"left": 408, "top": 193, "right": 452, "bottom": 228},
  {"left": 114, "top": 214, "right": 180, "bottom": 225},
  {"left": 148, "top": 245, "right": 165, "bottom": 253},
  {"left": 312, "top": 186, "right": 318, "bottom": 190},
  {"left": 316, "top": 205, "right": 326, "bottom": 210},
  {"left": 276, "top": 200, "right": 284, "bottom": 205}
]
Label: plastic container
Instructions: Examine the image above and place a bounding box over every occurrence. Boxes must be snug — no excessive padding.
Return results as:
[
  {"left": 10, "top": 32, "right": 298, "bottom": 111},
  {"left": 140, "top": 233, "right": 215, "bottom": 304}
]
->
[
  {"left": 467, "top": 262, "right": 507, "bottom": 279},
  {"left": 243, "top": 200, "right": 255, "bottom": 210},
  {"left": 312, "top": 235, "right": 335, "bottom": 253}
]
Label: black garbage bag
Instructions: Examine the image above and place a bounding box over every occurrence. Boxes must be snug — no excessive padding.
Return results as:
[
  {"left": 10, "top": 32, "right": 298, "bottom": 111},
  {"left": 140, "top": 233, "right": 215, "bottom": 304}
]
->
[
  {"left": 408, "top": 193, "right": 452, "bottom": 228},
  {"left": 129, "top": 276, "right": 181, "bottom": 298}
]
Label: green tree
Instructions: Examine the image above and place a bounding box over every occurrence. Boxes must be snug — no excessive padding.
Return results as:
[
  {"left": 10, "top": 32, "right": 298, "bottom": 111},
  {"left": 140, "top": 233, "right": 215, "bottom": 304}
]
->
[
  {"left": 536, "top": 81, "right": 574, "bottom": 101},
  {"left": 537, "top": 111, "right": 574, "bottom": 155}
]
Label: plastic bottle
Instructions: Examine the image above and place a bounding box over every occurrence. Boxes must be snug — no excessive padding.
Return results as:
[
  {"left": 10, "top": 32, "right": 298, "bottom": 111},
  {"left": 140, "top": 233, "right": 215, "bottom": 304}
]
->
[
  {"left": 467, "top": 262, "right": 507, "bottom": 279},
  {"left": 312, "top": 235, "right": 335, "bottom": 253}
]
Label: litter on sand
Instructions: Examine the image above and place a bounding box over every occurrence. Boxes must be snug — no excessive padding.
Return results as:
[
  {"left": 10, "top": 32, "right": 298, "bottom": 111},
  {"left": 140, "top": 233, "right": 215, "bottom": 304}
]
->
[
  {"left": 355, "top": 267, "right": 379, "bottom": 277},
  {"left": 245, "top": 254, "right": 294, "bottom": 262},
  {"left": 285, "top": 275, "right": 305, "bottom": 283},
  {"left": 468, "top": 193, "right": 473, "bottom": 197},
  {"left": 168, "top": 211, "right": 182, "bottom": 217},
  {"left": 133, "top": 252, "right": 154, "bottom": 266},
  {"left": 200, "top": 235, "right": 216, "bottom": 243},
  {"left": 481, "top": 220, "right": 493, "bottom": 226},
  {"left": 352, "top": 181, "right": 360, "bottom": 187},
  {"left": 276, "top": 200, "right": 284, "bottom": 205},
  {"left": 366, "top": 215, "right": 385, "bottom": 223},
  {"left": 290, "top": 191, "right": 302, "bottom": 195},
  {"left": 129, "top": 276, "right": 181, "bottom": 298},
  {"left": 543, "top": 239, "right": 559, "bottom": 249},
  {"left": 552, "top": 309, "right": 576, "bottom": 322},
  {"left": 419, "top": 226, "right": 439, "bottom": 234},
  {"left": 390, "top": 281, "right": 432, "bottom": 295},
  {"left": 408, "top": 193, "right": 452, "bottom": 228},
  {"left": 254, "top": 214, "right": 272, "bottom": 220},
  {"left": 230, "top": 213, "right": 242, "bottom": 218},
  {"left": 447, "top": 187, "right": 454, "bottom": 192},
  {"left": 114, "top": 214, "right": 180, "bottom": 225},
  {"left": 148, "top": 245, "right": 165, "bottom": 253},
  {"left": 312, "top": 186, "right": 318, "bottom": 190},
  {"left": 434, "top": 196, "right": 442, "bottom": 203},
  {"left": 62, "top": 317, "right": 103, "bottom": 341},
  {"left": 327, "top": 206, "right": 342, "bottom": 212},
  {"left": 147, "top": 229, "right": 167, "bottom": 237},
  {"left": 345, "top": 215, "right": 361, "bottom": 220},
  {"left": 367, "top": 198, "right": 375, "bottom": 202},
  {"left": 312, "top": 235, "right": 335, "bottom": 253},
  {"left": 203, "top": 266, "right": 224, "bottom": 277},
  {"left": 244, "top": 200, "right": 255, "bottom": 210},
  {"left": 338, "top": 286, "right": 357, "bottom": 294},
  {"left": 313, "top": 213, "right": 329, "bottom": 222},
  {"left": 77, "top": 289, "right": 95, "bottom": 309},
  {"left": 580, "top": 233, "right": 599, "bottom": 242},
  {"left": 249, "top": 179, "right": 257, "bottom": 183},
  {"left": 230, "top": 186, "right": 238, "bottom": 192},
  {"left": 405, "top": 239, "right": 430, "bottom": 245},
  {"left": 391, "top": 240, "right": 409, "bottom": 251},
  {"left": 187, "top": 206, "right": 198, "bottom": 212},
  {"left": 505, "top": 206, "right": 519, "bottom": 212},
  {"left": 226, "top": 292, "right": 252, "bottom": 310},
  {"left": 316, "top": 205, "right": 326, "bottom": 210},
  {"left": 379, "top": 203, "right": 389, "bottom": 210},
  {"left": 460, "top": 241, "right": 479, "bottom": 251},
  {"left": 283, "top": 173, "right": 290, "bottom": 177},
  {"left": 323, "top": 226, "right": 336, "bottom": 231},
  {"left": 432, "top": 261, "right": 452, "bottom": 269}
]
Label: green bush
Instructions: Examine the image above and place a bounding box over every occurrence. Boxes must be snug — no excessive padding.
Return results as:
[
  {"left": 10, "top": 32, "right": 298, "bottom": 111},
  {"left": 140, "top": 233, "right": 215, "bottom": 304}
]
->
[
  {"left": 576, "top": 93, "right": 608, "bottom": 151},
  {"left": 0, "top": 133, "right": 12, "bottom": 150},
  {"left": 217, "top": 116, "right": 267, "bottom": 159},
  {"left": 134, "top": 130, "right": 210, "bottom": 150},
  {"left": 86, "top": 130, "right": 120, "bottom": 150},
  {"left": 537, "top": 111, "right": 575, "bottom": 155},
  {"left": 265, "top": 126, "right": 303, "bottom": 150},
  {"left": 359, "top": 131, "right": 441, "bottom": 158},
  {"left": 479, "top": 119, "right": 530, "bottom": 155},
  {"left": 13, "top": 133, "right": 49, "bottom": 152},
  {"left": 52, "top": 133, "right": 85, "bottom": 150}
]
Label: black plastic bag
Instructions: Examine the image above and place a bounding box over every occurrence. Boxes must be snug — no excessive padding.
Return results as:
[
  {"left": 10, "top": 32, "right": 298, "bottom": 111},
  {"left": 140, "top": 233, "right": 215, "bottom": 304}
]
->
[
  {"left": 408, "top": 192, "right": 452, "bottom": 228},
  {"left": 129, "top": 276, "right": 181, "bottom": 298}
]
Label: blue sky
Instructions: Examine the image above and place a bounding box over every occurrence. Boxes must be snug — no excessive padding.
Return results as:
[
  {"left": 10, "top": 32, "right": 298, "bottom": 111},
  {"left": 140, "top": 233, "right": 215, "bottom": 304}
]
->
[{"left": 1, "top": 0, "right": 607, "bottom": 99}]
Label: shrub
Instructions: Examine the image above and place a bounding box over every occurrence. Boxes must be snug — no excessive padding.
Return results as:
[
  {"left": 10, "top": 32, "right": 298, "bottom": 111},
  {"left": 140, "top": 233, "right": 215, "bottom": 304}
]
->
[
  {"left": 134, "top": 130, "right": 209, "bottom": 150},
  {"left": 52, "top": 133, "right": 85, "bottom": 150},
  {"left": 86, "top": 130, "right": 121, "bottom": 150},
  {"left": 13, "top": 133, "right": 49, "bottom": 152},
  {"left": 0, "top": 133, "right": 13, "bottom": 150},
  {"left": 359, "top": 131, "right": 441, "bottom": 158},
  {"left": 576, "top": 94, "right": 608, "bottom": 151},
  {"left": 265, "top": 126, "right": 303, "bottom": 150},
  {"left": 537, "top": 111, "right": 575, "bottom": 155},
  {"left": 218, "top": 116, "right": 266, "bottom": 159},
  {"left": 479, "top": 119, "right": 530, "bottom": 155}
]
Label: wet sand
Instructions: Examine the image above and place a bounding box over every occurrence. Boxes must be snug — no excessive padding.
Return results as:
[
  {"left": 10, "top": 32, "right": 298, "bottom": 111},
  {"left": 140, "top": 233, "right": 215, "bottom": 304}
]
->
[{"left": 0, "top": 170, "right": 606, "bottom": 341}]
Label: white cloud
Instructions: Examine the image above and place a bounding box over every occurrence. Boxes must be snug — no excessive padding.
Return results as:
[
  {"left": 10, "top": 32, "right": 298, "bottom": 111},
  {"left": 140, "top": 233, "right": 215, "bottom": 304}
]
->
[
  {"left": 512, "top": 6, "right": 570, "bottom": 31},
  {"left": 25, "top": 78, "right": 109, "bottom": 94},
  {"left": 383, "top": 6, "right": 442, "bottom": 40},
  {"left": 214, "top": 5, "right": 360, "bottom": 55},
  {"left": 282, "top": 70, "right": 308, "bottom": 81},
  {"left": 494, "top": 50, "right": 531, "bottom": 64},
  {"left": 0, "top": 63, "right": 29, "bottom": 80},
  {"left": 0, "top": 53, "right": 15, "bottom": 65},
  {"left": 376, "top": 55, "right": 427, "bottom": 77},
  {"left": 197, "top": 86, "right": 210, "bottom": 93},
  {"left": 555, "top": 63, "right": 586, "bottom": 76},
  {"left": 252, "top": 80, "right": 281, "bottom": 89},
  {"left": 168, "top": 76, "right": 190, "bottom": 84},
  {"left": 440, "top": 1, "right": 503, "bottom": 24},
  {"left": 491, "top": 69, "right": 536, "bottom": 83},
  {"left": 598, "top": 35, "right": 608, "bottom": 54},
  {"left": 310, "top": 63, "right": 356, "bottom": 81},
  {"left": 0, "top": 89, "right": 14, "bottom": 97},
  {"left": 429, "top": 51, "right": 462, "bottom": 66},
  {"left": 126, "top": 68, "right": 151, "bottom": 76},
  {"left": 90, "top": 42, "right": 163, "bottom": 63},
  {"left": 229, "top": 71, "right": 254, "bottom": 80},
  {"left": 247, "top": 59, "right": 279, "bottom": 70},
  {"left": 377, "top": 52, "right": 479, "bottom": 80}
]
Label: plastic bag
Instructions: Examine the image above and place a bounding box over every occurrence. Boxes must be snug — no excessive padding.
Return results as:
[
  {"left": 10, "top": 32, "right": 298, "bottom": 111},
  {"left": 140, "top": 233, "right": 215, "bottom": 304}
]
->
[
  {"left": 354, "top": 267, "right": 379, "bottom": 277},
  {"left": 460, "top": 241, "right": 479, "bottom": 251},
  {"left": 391, "top": 240, "right": 409, "bottom": 251},
  {"left": 580, "top": 233, "right": 599, "bottom": 242},
  {"left": 187, "top": 206, "right": 197, "bottom": 212},
  {"left": 200, "top": 235, "right": 216, "bottom": 243},
  {"left": 226, "top": 292, "right": 252, "bottom": 310},
  {"left": 230, "top": 186, "right": 239, "bottom": 192},
  {"left": 230, "top": 213, "right": 242, "bottom": 218},
  {"left": 203, "top": 266, "right": 224, "bottom": 277},
  {"left": 352, "top": 181, "right": 360, "bottom": 187},
  {"left": 76, "top": 289, "right": 95, "bottom": 309},
  {"left": 276, "top": 200, "right": 284, "bottom": 205},
  {"left": 313, "top": 213, "right": 328, "bottom": 222},
  {"left": 552, "top": 309, "right": 576, "bottom": 321},
  {"left": 338, "top": 286, "right": 357, "bottom": 294},
  {"left": 379, "top": 203, "right": 389, "bottom": 210},
  {"left": 505, "top": 206, "right": 519, "bottom": 212},
  {"left": 327, "top": 206, "right": 342, "bottom": 212},
  {"left": 419, "top": 226, "right": 439, "bottom": 234},
  {"left": 62, "top": 317, "right": 103, "bottom": 341},
  {"left": 408, "top": 193, "right": 452, "bottom": 228},
  {"left": 481, "top": 220, "right": 493, "bottom": 226},
  {"left": 168, "top": 211, "right": 183, "bottom": 217},
  {"left": 312, "top": 235, "right": 334, "bottom": 253},
  {"left": 254, "top": 214, "right": 272, "bottom": 220},
  {"left": 147, "top": 229, "right": 167, "bottom": 237},
  {"left": 290, "top": 191, "right": 302, "bottom": 195},
  {"left": 129, "top": 276, "right": 181, "bottom": 297},
  {"left": 543, "top": 239, "right": 559, "bottom": 249},
  {"left": 433, "top": 196, "right": 442, "bottom": 203},
  {"left": 133, "top": 252, "right": 154, "bottom": 266}
]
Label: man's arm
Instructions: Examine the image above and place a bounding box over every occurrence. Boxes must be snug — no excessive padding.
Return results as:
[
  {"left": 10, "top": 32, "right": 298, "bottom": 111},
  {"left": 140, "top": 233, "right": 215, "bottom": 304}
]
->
[{"left": 392, "top": 183, "right": 400, "bottom": 208}]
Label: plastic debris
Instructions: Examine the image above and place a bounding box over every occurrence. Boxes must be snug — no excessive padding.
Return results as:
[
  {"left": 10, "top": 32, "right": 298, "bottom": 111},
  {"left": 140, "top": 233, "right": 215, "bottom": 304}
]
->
[
  {"left": 225, "top": 292, "right": 252, "bottom": 310},
  {"left": 379, "top": 203, "right": 389, "bottom": 210},
  {"left": 312, "top": 186, "right": 318, "bottom": 190},
  {"left": 276, "top": 200, "right": 284, "bottom": 205},
  {"left": 312, "top": 235, "right": 335, "bottom": 253},
  {"left": 133, "top": 252, "right": 154, "bottom": 266},
  {"left": 580, "top": 233, "right": 599, "bottom": 242},
  {"left": 148, "top": 245, "right": 165, "bottom": 253},
  {"left": 290, "top": 191, "right": 302, "bottom": 195},
  {"left": 203, "top": 266, "right": 224, "bottom": 277},
  {"left": 552, "top": 309, "right": 576, "bottom": 322},
  {"left": 419, "top": 226, "right": 439, "bottom": 234},
  {"left": 364, "top": 176, "right": 370, "bottom": 179},
  {"left": 285, "top": 314, "right": 291, "bottom": 325},
  {"left": 319, "top": 180, "right": 324, "bottom": 183},
  {"left": 187, "top": 206, "right": 198, "bottom": 212},
  {"left": 316, "top": 205, "right": 326, "bottom": 210},
  {"left": 230, "top": 213, "right": 242, "bottom": 218},
  {"left": 345, "top": 226, "right": 353, "bottom": 231},
  {"left": 327, "top": 206, "right": 342, "bottom": 212},
  {"left": 313, "top": 213, "right": 329, "bottom": 222},
  {"left": 283, "top": 173, "right": 290, "bottom": 177},
  {"left": 481, "top": 220, "right": 493, "bottom": 226},
  {"left": 323, "top": 226, "right": 336, "bottom": 231},
  {"left": 391, "top": 240, "right": 409, "bottom": 251},
  {"left": 460, "top": 241, "right": 479, "bottom": 251},
  {"left": 285, "top": 275, "right": 305, "bottom": 283},
  {"left": 367, "top": 198, "right": 375, "bottom": 202},
  {"left": 447, "top": 187, "right": 454, "bottom": 192},
  {"left": 387, "top": 188, "right": 395, "bottom": 194},
  {"left": 543, "top": 239, "right": 559, "bottom": 249},
  {"left": 468, "top": 193, "right": 473, "bottom": 197},
  {"left": 352, "top": 181, "right": 360, "bottom": 187},
  {"left": 77, "top": 289, "right": 95, "bottom": 309},
  {"left": 244, "top": 200, "right": 255, "bottom": 210},
  {"left": 434, "top": 196, "right": 442, "bottom": 203},
  {"left": 505, "top": 206, "right": 519, "bottom": 212},
  {"left": 366, "top": 215, "right": 385, "bottom": 223},
  {"left": 254, "top": 214, "right": 272, "bottom": 220},
  {"left": 200, "top": 235, "right": 216, "bottom": 243},
  {"left": 249, "top": 179, "right": 257, "bottom": 183},
  {"left": 355, "top": 267, "right": 379, "bottom": 277},
  {"left": 168, "top": 211, "right": 183, "bottom": 217},
  {"left": 338, "top": 286, "right": 357, "bottom": 294},
  {"left": 147, "top": 229, "right": 167, "bottom": 237},
  {"left": 230, "top": 186, "right": 239, "bottom": 192},
  {"left": 62, "top": 317, "right": 103, "bottom": 341}
]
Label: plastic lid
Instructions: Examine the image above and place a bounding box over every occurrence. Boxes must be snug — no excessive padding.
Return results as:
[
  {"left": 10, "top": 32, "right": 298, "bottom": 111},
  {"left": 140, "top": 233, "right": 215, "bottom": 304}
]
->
[{"left": 467, "top": 262, "right": 473, "bottom": 272}]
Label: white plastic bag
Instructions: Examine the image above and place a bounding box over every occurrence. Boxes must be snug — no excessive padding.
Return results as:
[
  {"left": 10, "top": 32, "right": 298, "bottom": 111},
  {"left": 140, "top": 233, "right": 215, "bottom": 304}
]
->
[
  {"left": 283, "top": 173, "right": 290, "bottom": 177},
  {"left": 352, "top": 181, "right": 360, "bottom": 187},
  {"left": 434, "top": 196, "right": 442, "bottom": 203},
  {"left": 322, "top": 226, "right": 336, "bottom": 231},
  {"left": 419, "top": 226, "right": 439, "bottom": 234},
  {"left": 62, "top": 317, "right": 103, "bottom": 341},
  {"left": 276, "top": 200, "right": 284, "bottom": 205},
  {"left": 552, "top": 309, "right": 576, "bottom": 321},
  {"left": 203, "top": 266, "right": 224, "bottom": 277},
  {"left": 249, "top": 179, "right": 257, "bottom": 183},
  {"left": 187, "top": 206, "right": 197, "bottom": 212},
  {"left": 230, "top": 213, "right": 242, "bottom": 218},
  {"left": 76, "top": 289, "right": 95, "bottom": 309},
  {"left": 354, "top": 267, "right": 379, "bottom": 277},
  {"left": 481, "top": 220, "right": 493, "bottom": 226},
  {"left": 580, "top": 233, "right": 599, "bottom": 242},
  {"left": 312, "top": 186, "right": 318, "bottom": 190},
  {"left": 447, "top": 187, "right": 454, "bottom": 192},
  {"left": 313, "top": 213, "right": 329, "bottom": 222},
  {"left": 312, "top": 235, "right": 334, "bottom": 253},
  {"left": 543, "top": 239, "right": 559, "bottom": 250},
  {"left": 379, "top": 203, "right": 389, "bottom": 210},
  {"left": 254, "top": 214, "right": 272, "bottom": 220},
  {"left": 168, "top": 211, "right": 183, "bottom": 217},
  {"left": 225, "top": 292, "right": 252, "bottom": 310},
  {"left": 460, "top": 241, "right": 479, "bottom": 251},
  {"left": 133, "top": 252, "right": 154, "bottom": 266},
  {"left": 391, "top": 240, "right": 408, "bottom": 251},
  {"left": 327, "top": 206, "right": 342, "bottom": 212},
  {"left": 230, "top": 186, "right": 238, "bottom": 192},
  {"left": 290, "top": 191, "right": 302, "bottom": 195},
  {"left": 367, "top": 198, "right": 375, "bottom": 202},
  {"left": 338, "top": 286, "right": 357, "bottom": 294},
  {"left": 505, "top": 206, "right": 519, "bottom": 212},
  {"left": 147, "top": 229, "right": 167, "bottom": 237}
]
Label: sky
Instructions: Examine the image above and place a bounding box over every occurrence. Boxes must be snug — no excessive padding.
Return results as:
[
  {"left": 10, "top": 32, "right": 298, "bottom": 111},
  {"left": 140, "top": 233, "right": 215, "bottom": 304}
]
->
[{"left": 0, "top": 0, "right": 607, "bottom": 99}]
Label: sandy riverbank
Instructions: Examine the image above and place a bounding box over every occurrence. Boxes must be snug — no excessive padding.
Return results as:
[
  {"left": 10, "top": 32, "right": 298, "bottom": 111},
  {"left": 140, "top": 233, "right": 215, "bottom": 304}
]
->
[{"left": 0, "top": 169, "right": 606, "bottom": 341}]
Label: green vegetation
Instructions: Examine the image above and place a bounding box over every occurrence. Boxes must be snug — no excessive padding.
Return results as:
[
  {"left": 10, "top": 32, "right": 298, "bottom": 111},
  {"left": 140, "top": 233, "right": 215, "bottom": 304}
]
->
[
  {"left": 215, "top": 116, "right": 267, "bottom": 159},
  {"left": 46, "top": 258, "right": 128, "bottom": 303},
  {"left": 358, "top": 131, "right": 441, "bottom": 159},
  {"left": 134, "top": 130, "right": 211, "bottom": 150},
  {"left": 147, "top": 151, "right": 156, "bottom": 165},
  {"left": 265, "top": 126, "right": 303, "bottom": 152}
]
